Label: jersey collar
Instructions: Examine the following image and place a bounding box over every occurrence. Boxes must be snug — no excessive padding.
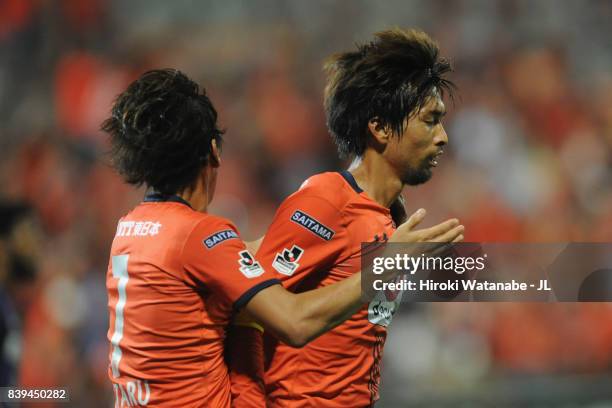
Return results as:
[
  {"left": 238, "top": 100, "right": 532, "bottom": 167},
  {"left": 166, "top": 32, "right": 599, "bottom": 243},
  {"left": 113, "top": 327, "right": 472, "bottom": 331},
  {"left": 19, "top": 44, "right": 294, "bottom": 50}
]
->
[
  {"left": 143, "top": 191, "right": 193, "bottom": 208},
  {"left": 338, "top": 170, "right": 392, "bottom": 215},
  {"left": 338, "top": 170, "right": 363, "bottom": 193}
]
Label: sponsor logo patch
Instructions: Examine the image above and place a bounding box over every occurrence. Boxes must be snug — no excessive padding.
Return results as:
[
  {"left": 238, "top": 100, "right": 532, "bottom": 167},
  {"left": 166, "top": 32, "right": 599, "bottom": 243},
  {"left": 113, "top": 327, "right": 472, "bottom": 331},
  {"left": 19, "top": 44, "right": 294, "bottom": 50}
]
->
[
  {"left": 290, "top": 210, "right": 335, "bottom": 241},
  {"left": 203, "top": 229, "right": 238, "bottom": 249},
  {"left": 238, "top": 250, "right": 265, "bottom": 278},
  {"left": 116, "top": 221, "right": 162, "bottom": 237},
  {"left": 367, "top": 291, "right": 403, "bottom": 327},
  {"left": 272, "top": 245, "right": 304, "bottom": 276}
]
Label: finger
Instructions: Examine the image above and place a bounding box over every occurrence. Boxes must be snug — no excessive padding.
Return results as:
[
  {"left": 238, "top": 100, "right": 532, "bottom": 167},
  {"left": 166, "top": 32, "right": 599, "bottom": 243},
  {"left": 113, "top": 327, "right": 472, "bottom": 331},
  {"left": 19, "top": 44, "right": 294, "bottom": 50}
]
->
[
  {"left": 430, "top": 225, "right": 465, "bottom": 243},
  {"left": 423, "top": 232, "right": 465, "bottom": 259},
  {"left": 427, "top": 234, "right": 465, "bottom": 257},
  {"left": 400, "top": 208, "right": 426, "bottom": 231},
  {"left": 418, "top": 218, "right": 459, "bottom": 240},
  {"left": 426, "top": 232, "right": 464, "bottom": 255},
  {"left": 427, "top": 242, "right": 454, "bottom": 258}
]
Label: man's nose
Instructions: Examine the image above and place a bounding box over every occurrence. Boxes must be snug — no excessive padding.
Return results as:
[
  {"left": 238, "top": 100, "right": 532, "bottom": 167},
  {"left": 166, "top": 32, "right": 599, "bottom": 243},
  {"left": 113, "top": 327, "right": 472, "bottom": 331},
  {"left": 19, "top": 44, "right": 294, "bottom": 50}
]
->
[{"left": 434, "top": 125, "right": 448, "bottom": 146}]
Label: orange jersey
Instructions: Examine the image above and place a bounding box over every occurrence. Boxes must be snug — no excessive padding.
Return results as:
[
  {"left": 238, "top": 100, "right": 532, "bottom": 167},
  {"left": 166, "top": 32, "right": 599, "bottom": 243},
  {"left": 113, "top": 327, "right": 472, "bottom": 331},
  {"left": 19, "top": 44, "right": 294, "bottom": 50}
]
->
[
  {"left": 257, "top": 171, "right": 401, "bottom": 407},
  {"left": 106, "top": 193, "right": 279, "bottom": 408}
]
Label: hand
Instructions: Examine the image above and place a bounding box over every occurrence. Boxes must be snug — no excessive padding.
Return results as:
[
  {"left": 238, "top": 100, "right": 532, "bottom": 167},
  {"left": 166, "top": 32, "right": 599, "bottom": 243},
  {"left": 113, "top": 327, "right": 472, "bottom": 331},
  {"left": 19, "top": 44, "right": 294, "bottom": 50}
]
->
[
  {"left": 390, "top": 208, "right": 464, "bottom": 257},
  {"left": 361, "top": 209, "right": 465, "bottom": 299}
]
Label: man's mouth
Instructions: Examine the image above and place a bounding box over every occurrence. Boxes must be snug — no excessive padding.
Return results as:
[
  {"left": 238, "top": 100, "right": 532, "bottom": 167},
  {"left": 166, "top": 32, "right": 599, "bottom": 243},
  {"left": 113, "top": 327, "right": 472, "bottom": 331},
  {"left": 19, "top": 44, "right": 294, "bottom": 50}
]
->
[{"left": 429, "top": 150, "right": 444, "bottom": 167}]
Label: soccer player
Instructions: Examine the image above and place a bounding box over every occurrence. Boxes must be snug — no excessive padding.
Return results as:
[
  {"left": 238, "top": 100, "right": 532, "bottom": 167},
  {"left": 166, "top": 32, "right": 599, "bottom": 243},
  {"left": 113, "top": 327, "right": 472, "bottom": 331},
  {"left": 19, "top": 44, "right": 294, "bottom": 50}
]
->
[
  {"left": 103, "top": 69, "right": 462, "bottom": 407},
  {"left": 228, "top": 29, "right": 457, "bottom": 407}
]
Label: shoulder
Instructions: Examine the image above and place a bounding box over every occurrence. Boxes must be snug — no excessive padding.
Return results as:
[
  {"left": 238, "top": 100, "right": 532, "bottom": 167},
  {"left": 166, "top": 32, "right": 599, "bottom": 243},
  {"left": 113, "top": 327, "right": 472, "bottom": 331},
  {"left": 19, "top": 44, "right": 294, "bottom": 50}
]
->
[
  {"left": 173, "top": 211, "right": 242, "bottom": 253},
  {"left": 188, "top": 213, "right": 240, "bottom": 241},
  {"left": 269, "top": 172, "right": 353, "bottom": 236},
  {"left": 286, "top": 172, "right": 353, "bottom": 211},
  {"left": 181, "top": 213, "right": 245, "bottom": 264}
]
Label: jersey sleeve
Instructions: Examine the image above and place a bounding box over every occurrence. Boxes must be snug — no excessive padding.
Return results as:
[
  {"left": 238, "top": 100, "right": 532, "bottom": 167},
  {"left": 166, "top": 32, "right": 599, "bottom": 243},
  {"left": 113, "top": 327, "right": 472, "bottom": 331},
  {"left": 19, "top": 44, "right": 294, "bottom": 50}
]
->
[
  {"left": 256, "top": 193, "right": 347, "bottom": 290},
  {"left": 182, "top": 216, "right": 280, "bottom": 309}
]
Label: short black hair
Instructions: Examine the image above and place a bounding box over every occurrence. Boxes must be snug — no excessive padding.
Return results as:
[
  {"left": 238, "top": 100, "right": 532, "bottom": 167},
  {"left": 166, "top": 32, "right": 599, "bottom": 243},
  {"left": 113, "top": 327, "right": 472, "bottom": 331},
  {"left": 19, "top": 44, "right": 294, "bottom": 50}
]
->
[
  {"left": 324, "top": 28, "right": 455, "bottom": 159},
  {"left": 102, "top": 69, "right": 224, "bottom": 194}
]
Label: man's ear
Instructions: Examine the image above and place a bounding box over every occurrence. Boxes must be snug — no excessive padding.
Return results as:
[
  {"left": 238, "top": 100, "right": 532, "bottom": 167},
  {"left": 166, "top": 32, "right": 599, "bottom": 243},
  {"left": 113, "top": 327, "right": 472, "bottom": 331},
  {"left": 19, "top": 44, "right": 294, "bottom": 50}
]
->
[
  {"left": 210, "top": 139, "right": 221, "bottom": 168},
  {"left": 367, "top": 118, "right": 391, "bottom": 146}
]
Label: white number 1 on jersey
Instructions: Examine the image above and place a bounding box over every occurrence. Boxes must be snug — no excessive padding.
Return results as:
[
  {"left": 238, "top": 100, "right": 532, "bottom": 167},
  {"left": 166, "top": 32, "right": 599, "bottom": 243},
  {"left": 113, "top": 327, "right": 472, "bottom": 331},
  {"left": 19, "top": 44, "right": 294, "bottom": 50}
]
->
[{"left": 110, "top": 254, "right": 129, "bottom": 378}]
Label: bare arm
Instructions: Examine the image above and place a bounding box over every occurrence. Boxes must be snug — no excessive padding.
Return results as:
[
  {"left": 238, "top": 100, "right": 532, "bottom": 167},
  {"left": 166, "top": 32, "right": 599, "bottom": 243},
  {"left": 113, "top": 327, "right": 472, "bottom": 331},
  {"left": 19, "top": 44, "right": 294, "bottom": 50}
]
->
[
  {"left": 244, "top": 273, "right": 362, "bottom": 347},
  {"left": 243, "top": 209, "right": 464, "bottom": 347}
]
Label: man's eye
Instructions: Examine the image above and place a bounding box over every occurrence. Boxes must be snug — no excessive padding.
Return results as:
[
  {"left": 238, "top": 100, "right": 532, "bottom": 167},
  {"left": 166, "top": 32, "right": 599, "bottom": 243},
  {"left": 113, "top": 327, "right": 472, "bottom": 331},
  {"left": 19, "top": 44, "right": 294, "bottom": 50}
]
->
[{"left": 425, "top": 119, "right": 439, "bottom": 126}]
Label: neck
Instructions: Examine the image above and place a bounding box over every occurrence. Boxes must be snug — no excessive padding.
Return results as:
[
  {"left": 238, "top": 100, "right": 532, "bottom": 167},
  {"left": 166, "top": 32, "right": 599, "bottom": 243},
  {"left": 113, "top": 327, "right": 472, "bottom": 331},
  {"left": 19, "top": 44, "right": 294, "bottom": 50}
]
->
[
  {"left": 348, "top": 150, "right": 403, "bottom": 208},
  {"left": 179, "top": 188, "right": 208, "bottom": 212},
  {"left": 177, "top": 169, "right": 213, "bottom": 212}
]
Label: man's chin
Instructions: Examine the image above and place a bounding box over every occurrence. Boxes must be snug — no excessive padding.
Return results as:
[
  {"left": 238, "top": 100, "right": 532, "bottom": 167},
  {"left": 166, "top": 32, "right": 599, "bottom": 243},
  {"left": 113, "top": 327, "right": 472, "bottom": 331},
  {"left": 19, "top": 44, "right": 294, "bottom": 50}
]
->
[{"left": 403, "top": 168, "right": 432, "bottom": 186}]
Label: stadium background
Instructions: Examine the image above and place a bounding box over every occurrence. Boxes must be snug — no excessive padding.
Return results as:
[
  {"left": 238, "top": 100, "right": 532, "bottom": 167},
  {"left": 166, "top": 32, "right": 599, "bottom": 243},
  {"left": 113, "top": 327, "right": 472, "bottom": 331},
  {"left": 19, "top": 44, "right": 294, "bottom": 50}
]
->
[{"left": 0, "top": 0, "right": 611, "bottom": 406}]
